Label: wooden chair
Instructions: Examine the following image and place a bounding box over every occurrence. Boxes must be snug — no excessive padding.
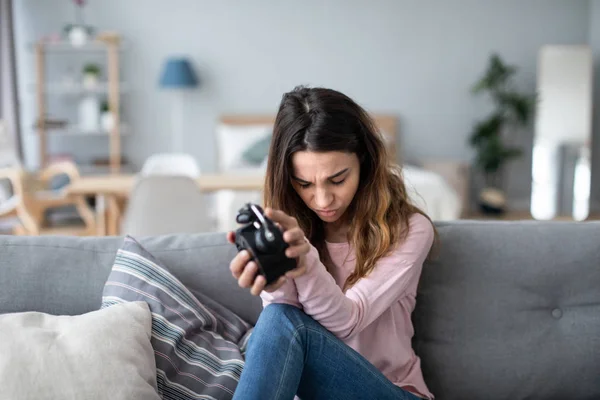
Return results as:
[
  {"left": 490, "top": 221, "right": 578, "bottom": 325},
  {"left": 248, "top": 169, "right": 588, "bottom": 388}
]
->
[
  {"left": 0, "top": 167, "right": 38, "bottom": 235},
  {"left": 23, "top": 161, "right": 97, "bottom": 236},
  {"left": 0, "top": 161, "right": 96, "bottom": 236}
]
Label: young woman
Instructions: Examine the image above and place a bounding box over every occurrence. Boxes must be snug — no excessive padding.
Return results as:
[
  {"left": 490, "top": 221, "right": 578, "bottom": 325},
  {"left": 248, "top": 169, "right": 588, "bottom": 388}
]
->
[{"left": 227, "top": 86, "right": 436, "bottom": 400}]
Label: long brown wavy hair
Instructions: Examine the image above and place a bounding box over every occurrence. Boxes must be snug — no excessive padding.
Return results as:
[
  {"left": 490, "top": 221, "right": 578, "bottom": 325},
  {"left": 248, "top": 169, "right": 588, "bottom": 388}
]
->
[{"left": 263, "top": 86, "right": 436, "bottom": 290}]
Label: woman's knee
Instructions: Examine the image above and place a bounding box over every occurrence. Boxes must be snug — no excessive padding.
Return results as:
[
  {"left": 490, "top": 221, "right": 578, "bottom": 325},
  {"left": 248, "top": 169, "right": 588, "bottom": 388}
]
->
[{"left": 259, "top": 303, "right": 306, "bottom": 327}]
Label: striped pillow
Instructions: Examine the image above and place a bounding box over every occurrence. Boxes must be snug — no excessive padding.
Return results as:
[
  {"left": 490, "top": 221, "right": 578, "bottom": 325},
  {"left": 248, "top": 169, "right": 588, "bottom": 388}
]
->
[{"left": 101, "top": 236, "right": 252, "bottom": 400}]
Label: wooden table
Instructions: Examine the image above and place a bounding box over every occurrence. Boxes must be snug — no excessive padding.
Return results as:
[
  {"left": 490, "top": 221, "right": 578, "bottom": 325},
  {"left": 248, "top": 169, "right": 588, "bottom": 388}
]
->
[{"left": 67, "top": 173, "right": 265, "bottom": 236}]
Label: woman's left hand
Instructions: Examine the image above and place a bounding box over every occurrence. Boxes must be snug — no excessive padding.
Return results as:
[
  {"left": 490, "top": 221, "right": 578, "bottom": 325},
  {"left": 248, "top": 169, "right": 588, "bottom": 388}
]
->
[{"left": 264, "top": 207, "right": 310, "bottom": 280}]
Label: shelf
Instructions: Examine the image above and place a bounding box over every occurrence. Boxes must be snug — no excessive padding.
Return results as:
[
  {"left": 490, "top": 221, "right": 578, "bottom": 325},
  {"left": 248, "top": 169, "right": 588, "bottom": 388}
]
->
[
  {"left": 34, "top": 124, "right": 130, "bottom": 137},
  {"left": 34, "top": 35, "right": 126, "bottom": 172},
  {"left": 29, "top": 40, "right": 128, "bottom": 53},
  {"left": 28, "top": 82, "right": 130, "bottom": 95}
]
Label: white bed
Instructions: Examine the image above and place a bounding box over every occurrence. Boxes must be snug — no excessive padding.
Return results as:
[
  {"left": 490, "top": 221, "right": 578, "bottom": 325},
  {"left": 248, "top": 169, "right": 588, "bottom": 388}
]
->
[{"left": 213, "top": 115, "right": 465, "bottom": 232}]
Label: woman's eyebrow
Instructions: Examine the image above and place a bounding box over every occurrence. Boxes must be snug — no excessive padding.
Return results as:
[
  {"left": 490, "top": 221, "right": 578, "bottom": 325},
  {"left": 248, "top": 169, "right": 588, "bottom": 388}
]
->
[
  {"left": 291, "top": 168, "right": 349, "bottom": 183},
  {"left": 327, "top": 168, "right": 349, "bottom": 180}
]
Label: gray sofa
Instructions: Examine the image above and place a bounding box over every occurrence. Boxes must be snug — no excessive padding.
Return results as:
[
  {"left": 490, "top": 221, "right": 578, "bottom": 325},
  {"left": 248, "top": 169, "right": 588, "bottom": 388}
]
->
[{"left": 1, "top": 220, "right": 599, "bottom": 400}]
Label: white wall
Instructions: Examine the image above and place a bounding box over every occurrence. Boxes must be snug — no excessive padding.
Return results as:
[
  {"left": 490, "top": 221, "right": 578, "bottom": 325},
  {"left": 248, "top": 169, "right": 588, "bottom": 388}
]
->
[{"left": 14, "top": 0, "right": 591, "bottom": 208}]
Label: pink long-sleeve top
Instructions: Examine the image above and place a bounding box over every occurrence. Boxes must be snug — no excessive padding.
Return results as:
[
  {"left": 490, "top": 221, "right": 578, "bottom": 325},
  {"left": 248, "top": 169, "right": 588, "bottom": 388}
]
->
[{"left": 260, "top": 213, "right": 435, "bottom": 400}]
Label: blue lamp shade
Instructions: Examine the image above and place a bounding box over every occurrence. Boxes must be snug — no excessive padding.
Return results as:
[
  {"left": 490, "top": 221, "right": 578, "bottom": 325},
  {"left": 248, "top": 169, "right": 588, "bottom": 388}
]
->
[{"left": 159, "top": 58, "right": 199, "bottom": 88}]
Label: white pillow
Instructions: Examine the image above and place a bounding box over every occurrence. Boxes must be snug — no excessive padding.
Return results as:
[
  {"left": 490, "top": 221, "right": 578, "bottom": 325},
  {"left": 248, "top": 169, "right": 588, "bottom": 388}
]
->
[
  {"left": 215, "top": 123, "right": 273, "bottom": 171},
  {"left": 0, "top": 301, "right": 160, "bottom": 400}
]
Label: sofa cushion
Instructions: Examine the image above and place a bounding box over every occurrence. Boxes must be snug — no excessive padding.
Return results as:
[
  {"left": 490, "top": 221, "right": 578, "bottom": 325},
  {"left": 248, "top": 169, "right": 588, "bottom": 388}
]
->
[
  {"left": 0, "top": 233, "right": 263, "bottom": 325},
  {"left": 102, "top": 236, "right": 252, "bottom": 399},
  {"left": 413, "top": 220, "right": 600, "bottom": 400},
  {"left": 0, "top": 301, "right": 160, "bottom": 400}
]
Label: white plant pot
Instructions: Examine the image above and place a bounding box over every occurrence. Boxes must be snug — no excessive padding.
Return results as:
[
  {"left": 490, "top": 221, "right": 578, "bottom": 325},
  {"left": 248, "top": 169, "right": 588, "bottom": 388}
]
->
[
  {"left": 68, "top": 26, "right": 88, "bottom": 47},
  {"left": 83, "top": 74, "right": 99, "bottom": 90},
  {"left": 78, "top": 96, "right": 100, "bottom": 133},
  {"left": 101, "top": 112, "right": 115, "bottom": 132}
]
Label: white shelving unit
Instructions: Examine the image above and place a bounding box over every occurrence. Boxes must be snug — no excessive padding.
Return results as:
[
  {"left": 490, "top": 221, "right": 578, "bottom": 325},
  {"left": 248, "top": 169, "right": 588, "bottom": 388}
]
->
[{"left": 33, "top": 36, "right": 127, "bottom": 173}]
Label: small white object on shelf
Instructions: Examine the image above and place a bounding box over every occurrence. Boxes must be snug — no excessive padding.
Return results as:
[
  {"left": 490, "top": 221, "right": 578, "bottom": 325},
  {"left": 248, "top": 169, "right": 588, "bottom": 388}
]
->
[
  {"left": 68, "top": 26, "right": 89, "bottom": 47},
  {"left": 82, "top": 74, "right": 99, "bottom": 90},
  {"left": 101, "top": 112, "right": 115, "bottom": 131},
  {"left": 78, "top": 96, "right": 100, "bottom": 132}
]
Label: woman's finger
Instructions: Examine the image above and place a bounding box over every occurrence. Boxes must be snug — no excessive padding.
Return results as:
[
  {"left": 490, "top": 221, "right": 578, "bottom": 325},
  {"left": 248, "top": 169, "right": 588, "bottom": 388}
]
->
[
  {"left": 283, "top": 227, "right": 305, "bottom": 245},
  {"left": 238, "top": 261, "right": 259, "bottom": 288},
  {"left": 263, "top": 276, "right": 287, "bottom": 293},
  {"left": 285, "top": 241, "right": 310, "bottom": 259},
  {"left": 226, "top": 231, "right": 235, "bottom": 244},
  {"left": 265, "top": 208, "right": 298, "bottom": 231},
  {"left": 230, "top": 250, "right": 251, "bottom": 279},
  {"left": 285, "top": 263, "right": 307, "bottom": 279},
  {"left": 250, "top": 275, "right": 268, "bottom": 296}
]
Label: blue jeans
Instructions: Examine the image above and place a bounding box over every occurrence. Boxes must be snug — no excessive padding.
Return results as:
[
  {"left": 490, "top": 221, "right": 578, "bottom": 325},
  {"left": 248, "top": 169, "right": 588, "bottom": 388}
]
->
[{"left": 233, "top": 303, "right": 421, "bottom": 400}]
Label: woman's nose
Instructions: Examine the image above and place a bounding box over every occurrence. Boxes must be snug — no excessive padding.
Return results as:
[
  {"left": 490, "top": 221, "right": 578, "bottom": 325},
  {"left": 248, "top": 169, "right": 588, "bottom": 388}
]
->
[{"left": 314, "top": 188, "right": 333, "bottom": 209}]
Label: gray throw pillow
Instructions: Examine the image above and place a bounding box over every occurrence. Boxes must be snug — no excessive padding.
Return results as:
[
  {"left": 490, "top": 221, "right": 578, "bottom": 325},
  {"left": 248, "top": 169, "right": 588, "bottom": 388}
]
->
[{"left": 102, "top": 236, "right": 253, "bottom": 400}]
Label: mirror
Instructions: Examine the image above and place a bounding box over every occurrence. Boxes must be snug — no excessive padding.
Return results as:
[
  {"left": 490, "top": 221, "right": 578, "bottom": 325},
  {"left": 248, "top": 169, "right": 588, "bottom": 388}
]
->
[{"left": 531, "top": 45, "right": 593, "bottom": 221}]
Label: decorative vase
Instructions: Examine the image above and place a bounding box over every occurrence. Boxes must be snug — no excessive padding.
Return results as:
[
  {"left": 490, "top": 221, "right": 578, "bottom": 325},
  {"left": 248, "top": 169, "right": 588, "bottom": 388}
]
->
[
  {"left": 78, "top": 96, "right": 100, "bottom": 133},
  {"left": 83, "top": 73, "right": 98, "bottom": 90},
  {"left": 100, "top": 112, "right": 115, "bottom": 132},
  {"left": 68, "top": 25, "right": 88, "bottom": 47}
]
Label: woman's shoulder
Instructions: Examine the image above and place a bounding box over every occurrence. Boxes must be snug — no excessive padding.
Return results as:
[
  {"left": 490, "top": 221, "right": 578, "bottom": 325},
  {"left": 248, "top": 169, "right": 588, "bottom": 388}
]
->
[
  {"left": 407, "top": 212, "right": 434, "bottom": 232},
  {"left": 400, "top": 213, "right": 435, "bottom": 250}
]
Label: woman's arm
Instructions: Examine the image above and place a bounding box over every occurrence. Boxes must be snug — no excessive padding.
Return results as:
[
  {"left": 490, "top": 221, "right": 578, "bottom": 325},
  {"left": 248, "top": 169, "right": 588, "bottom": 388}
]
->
[{"left": 293, "top": 213, "right": 434, "bottom": 340}]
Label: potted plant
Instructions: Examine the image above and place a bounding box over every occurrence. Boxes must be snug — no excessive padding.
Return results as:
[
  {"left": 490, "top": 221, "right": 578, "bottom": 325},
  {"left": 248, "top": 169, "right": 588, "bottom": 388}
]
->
[
  {"left": 100, "top": 100, "right": 114, "bottom": 131},
  {"left": 469, "top": 53, "right": 536, "bottom": 214},
  {"left": 82, "top": 63, "right": 101, "bottom": 89},
  {"left": 64, "top": 0, "right": 94, "bottom": 47}
]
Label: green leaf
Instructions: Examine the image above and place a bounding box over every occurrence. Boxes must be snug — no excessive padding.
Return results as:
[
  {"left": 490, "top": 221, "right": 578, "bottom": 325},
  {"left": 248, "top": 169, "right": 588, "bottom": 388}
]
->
[
  {"left": 469, "top": 114, "right": 504, "bottom": 147},
  {"left": 472, "top": 53, "right": 516, "bottom": 94},
  {"left": 496, "top": 91, "right": 537, "bottom": 124}
]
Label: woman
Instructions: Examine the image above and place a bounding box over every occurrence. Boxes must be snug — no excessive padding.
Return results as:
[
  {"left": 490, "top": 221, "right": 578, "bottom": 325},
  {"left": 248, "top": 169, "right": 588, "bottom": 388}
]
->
[{"left": 227, "top": 86, "right": 436, "bottom": 400}]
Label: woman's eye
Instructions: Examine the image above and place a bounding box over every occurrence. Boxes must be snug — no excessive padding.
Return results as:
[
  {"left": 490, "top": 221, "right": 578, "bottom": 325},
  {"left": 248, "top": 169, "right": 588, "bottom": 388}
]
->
[
  {"left": 298, "top": 183, "right": 311, "bottom": 189},
  {"left": 331, "top": 179, "right": 345, "bottom": 186}
]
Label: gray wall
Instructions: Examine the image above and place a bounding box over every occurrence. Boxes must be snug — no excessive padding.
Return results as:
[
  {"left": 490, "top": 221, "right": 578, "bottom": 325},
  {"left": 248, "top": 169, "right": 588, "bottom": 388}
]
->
[{"left": 14, "top": 0, "right": 592, "bottom": 210}]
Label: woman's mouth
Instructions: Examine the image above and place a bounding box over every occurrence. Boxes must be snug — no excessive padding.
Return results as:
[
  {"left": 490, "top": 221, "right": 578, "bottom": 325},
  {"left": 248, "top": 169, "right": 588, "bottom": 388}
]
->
[{"left": 316, "top": 209, "right": 337, "bottom": 217}]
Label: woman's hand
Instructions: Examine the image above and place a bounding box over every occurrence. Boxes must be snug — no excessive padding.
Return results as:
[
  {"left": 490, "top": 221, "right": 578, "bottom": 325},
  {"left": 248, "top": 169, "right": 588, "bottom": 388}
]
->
[{"left": 227, "top": 208, "right": 311, "bottom": 296}]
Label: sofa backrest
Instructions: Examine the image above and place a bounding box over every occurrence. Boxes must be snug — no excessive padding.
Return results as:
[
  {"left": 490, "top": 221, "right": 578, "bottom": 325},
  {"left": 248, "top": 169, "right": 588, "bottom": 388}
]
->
[
  {"left": 0, "top": 233, "right": 263, "bottom": 325},
  {"left": 413, "top": 220, "right": 600, "bottom": 400},
  {"left": 1, "top": 220, "right": 599, "bottom": 400}
]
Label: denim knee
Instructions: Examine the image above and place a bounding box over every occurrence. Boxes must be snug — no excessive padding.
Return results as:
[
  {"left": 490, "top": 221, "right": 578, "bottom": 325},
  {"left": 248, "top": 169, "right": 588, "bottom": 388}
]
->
[{"left": 259, "top": 303, "right": 306, "bottom": 328}]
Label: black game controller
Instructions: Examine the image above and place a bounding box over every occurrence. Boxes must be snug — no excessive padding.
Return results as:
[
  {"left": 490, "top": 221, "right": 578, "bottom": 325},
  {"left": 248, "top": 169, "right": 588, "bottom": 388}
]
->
[{"left": 234, "top": 203, "right": 297, "bottom": 286}]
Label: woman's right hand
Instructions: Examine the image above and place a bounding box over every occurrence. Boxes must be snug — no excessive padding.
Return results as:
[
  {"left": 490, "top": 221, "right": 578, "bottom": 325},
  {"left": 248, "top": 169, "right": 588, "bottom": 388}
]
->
[{"left": 226, "top": 231, "right": 288, "bottom": 296}]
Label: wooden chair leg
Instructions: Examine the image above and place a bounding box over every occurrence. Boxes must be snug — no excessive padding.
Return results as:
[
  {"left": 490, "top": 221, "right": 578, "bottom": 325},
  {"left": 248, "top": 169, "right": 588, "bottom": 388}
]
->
[
  {"left": 73, "top": 195, "right": 97, "bottom": 236},
  {"left": 107, "top": 195, "right": 121, "bottom": 236},
  {"left": 16, "top": 204, "right": 40, "bottom": 235},
  {"left": 12, "top": 223, "right": 26, "bottom": 236}
]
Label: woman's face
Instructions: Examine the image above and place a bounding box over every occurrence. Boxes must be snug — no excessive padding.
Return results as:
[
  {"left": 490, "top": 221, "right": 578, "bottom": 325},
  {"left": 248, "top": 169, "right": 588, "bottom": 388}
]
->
[{"left": 290, "top": 151, "right": 360, "bottom": 224}]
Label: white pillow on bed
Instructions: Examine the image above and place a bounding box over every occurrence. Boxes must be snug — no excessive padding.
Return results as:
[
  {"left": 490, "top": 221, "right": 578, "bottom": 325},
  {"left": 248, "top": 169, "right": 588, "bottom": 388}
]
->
[{"left": 216, "top": 123, "right": 273, "bottom": 171}]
